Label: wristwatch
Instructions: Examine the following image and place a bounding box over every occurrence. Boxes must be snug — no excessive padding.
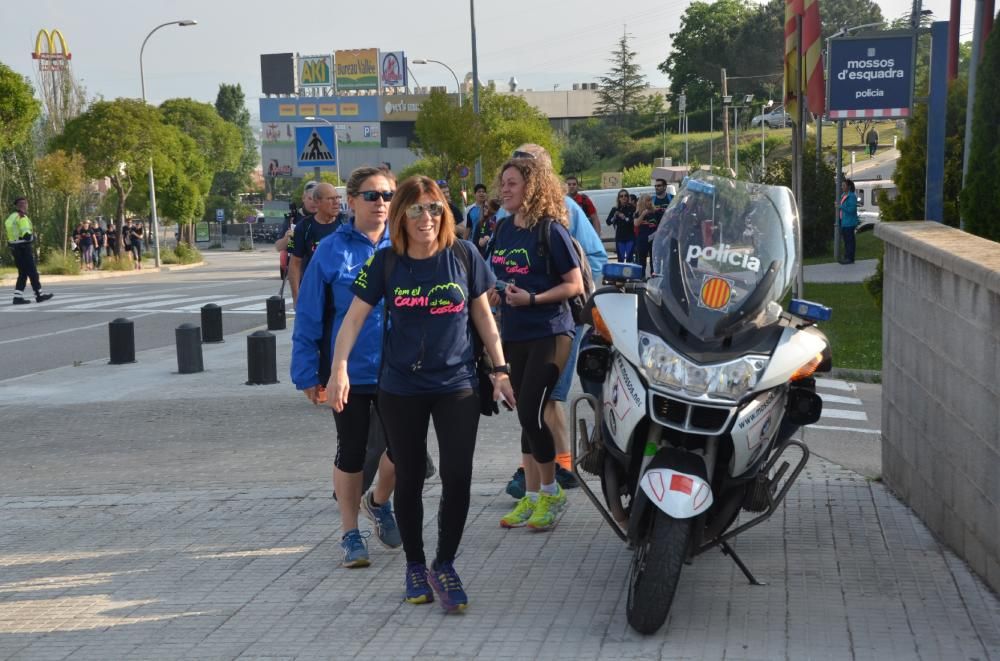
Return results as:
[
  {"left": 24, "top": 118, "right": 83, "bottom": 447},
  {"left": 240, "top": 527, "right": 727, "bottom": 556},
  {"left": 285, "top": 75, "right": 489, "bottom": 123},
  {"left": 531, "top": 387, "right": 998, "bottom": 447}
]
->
[{"left": 491, "top": 363, "right": 511, "bottom": 375}]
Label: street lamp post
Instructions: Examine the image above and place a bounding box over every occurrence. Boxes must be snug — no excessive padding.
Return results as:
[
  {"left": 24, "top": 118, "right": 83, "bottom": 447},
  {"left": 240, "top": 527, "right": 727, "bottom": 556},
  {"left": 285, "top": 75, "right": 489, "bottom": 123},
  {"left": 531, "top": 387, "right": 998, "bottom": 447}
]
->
[
  {"left": 761, "top": 99, "right": 773, "bottom": 180},
  {"left": 304, "top": 116, "right": 341, "bottom": 184},
  {"left": 140, "top": 19, "right": 197, "bottom": 268},
  {"left": 411, "top": 58, "right": 462, "bottom": 107}
]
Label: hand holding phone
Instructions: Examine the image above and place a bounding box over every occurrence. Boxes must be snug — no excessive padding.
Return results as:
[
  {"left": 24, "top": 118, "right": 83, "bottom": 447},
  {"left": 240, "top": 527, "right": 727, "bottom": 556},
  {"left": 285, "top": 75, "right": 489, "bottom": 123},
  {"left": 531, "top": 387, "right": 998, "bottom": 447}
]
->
[{"left": 496, "top": 392, "right": 514, "bottom": 411}]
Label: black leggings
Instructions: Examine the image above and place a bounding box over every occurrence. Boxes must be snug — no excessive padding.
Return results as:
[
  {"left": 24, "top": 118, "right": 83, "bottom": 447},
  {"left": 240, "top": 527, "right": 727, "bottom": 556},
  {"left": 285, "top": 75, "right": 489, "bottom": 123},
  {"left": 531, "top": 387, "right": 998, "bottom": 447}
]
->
[
  {"left": 378, "top": 388, "right": 480, "bottom": 565},
  {"left": 331, "top": 392, "right": 388, "bottom": 473},
  {"left": 505, "top": 334, "right": 572, "bottom": 464}
]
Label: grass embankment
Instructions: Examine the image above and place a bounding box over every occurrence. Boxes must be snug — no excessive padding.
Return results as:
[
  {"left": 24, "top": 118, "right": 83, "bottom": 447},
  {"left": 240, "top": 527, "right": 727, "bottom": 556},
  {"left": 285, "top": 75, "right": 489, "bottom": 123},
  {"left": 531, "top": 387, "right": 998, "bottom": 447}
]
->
[
  {"left": 576, "top": 120, "right": 901, "bottom": 188},
  {"left": 802, "top": 231, "right": 883, "bottom": 265}
]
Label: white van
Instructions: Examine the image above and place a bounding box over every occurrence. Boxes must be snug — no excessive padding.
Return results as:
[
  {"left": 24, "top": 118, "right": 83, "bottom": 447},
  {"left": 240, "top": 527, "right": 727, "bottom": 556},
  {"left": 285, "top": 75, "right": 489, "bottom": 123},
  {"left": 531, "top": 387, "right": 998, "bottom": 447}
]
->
[{"left": 853, "top": 179, "right": 896, "bottom": 231}]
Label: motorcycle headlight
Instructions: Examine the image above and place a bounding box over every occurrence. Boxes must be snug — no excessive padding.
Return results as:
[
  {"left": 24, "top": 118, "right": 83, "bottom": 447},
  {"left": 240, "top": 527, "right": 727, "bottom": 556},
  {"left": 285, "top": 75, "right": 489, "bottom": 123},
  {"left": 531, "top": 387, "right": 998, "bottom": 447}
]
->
[{"left": 639, "top": 332, "right": 768, "bottom": 401}]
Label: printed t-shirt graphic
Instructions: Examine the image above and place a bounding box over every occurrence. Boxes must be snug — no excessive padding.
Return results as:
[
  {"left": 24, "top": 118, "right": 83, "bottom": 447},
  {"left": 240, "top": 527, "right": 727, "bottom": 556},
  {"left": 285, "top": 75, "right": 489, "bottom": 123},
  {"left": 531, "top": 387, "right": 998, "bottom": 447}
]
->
[
  {"left": 352, "top": 240, "right": 491, "bottom": 396},
  {"left": 490, "top": 219, "right": 579, "bottom": 342}
]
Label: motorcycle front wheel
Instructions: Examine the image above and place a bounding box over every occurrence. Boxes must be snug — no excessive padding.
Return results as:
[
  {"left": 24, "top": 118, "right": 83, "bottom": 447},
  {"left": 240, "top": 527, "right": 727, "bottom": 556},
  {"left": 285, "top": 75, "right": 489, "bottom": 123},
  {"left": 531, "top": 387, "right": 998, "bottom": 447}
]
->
[{"left": 625, "top": 510, "right": 692, "bottom": 634}]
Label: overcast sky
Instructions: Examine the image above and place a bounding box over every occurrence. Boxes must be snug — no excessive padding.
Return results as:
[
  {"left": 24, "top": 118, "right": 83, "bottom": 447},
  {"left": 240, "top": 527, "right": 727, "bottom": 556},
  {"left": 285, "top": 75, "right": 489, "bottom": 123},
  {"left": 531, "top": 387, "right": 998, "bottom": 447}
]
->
[{"left": 1, "top": 0, "right": 972, "bottom": 111}]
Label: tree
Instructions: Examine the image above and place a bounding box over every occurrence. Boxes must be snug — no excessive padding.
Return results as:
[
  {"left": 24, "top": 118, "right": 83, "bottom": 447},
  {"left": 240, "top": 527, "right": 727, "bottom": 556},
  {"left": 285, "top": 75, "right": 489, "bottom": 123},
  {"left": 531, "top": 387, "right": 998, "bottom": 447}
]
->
[
  {"left": 413, "top": 88, "right": 560, "bottom": 189},
  {"left": 0, "top": 64, "right": 41, "bottom": 152},
  {"left": 413, "top": 89, "right": 479, "bottom": 181},
  {"left": 56, "top": 99, "right": 177, "bottom": 228},
  {"left": 212, "top": 83, "right": 257, "bottom": 198},
  {"left": 765, "top": 142, "right": 835, "bottom": 257},
  {"left": 35, "top": 149, "right": 87, "bottom": 254},
  {"left": 960, "top": 27, "right": 1000, "bottom": 241},
  {"left": 596, "top": 32, "right": 648, "bottom": 126},
  {"left": 659, "top": 0, "right": 756, "bottom": 116}
]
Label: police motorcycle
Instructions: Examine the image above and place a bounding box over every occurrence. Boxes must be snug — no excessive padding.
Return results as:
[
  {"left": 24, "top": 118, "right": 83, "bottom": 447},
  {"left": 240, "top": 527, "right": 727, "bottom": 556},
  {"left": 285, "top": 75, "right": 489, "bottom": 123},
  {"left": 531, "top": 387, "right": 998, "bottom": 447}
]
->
[{"left": 570, "top": 174, "right": 832, "bottom": 634}]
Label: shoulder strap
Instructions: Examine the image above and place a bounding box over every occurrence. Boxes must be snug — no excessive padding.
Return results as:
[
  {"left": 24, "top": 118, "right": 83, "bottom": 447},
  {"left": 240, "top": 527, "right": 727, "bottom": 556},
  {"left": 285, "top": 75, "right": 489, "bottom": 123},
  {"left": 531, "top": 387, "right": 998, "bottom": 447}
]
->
[
  {"left": 536, "top": 217, "right": 554, "bottom": 276},
  {"left": 452, "top": 239, "right": 472, "bottom": 283}
]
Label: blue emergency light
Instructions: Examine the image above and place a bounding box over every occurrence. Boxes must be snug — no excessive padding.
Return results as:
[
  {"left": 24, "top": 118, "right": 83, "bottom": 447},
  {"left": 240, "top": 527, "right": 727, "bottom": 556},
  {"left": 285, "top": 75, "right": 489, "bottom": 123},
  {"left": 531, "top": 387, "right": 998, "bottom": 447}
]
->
[
  {"left": 602, "top": 262, "right": 644, "bottom": 283},
  {"left": 789, "top": 298, "right": 832, "bottom": 322}
]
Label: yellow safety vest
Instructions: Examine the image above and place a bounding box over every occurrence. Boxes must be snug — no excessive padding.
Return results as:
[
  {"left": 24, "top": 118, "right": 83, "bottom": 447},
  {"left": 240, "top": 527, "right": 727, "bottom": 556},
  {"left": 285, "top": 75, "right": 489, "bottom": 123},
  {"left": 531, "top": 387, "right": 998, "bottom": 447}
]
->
[{"left": 5, "top": 212, "right": 33, "bottom": 244}]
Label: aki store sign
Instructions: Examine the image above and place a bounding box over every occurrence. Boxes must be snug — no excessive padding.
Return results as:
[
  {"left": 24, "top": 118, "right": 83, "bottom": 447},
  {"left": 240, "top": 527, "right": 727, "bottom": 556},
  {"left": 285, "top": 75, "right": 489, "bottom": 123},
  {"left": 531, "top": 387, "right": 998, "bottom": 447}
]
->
[{"left": 827, "top": 33, "right": 916, "bottom": 119}]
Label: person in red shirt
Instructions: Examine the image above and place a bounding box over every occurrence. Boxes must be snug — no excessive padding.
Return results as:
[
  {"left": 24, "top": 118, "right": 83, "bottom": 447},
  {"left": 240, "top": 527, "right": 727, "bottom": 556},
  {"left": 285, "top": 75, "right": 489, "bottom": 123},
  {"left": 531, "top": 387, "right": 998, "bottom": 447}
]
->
[{"left": 565, "top": 176, "right": 600, "bottom": 234}]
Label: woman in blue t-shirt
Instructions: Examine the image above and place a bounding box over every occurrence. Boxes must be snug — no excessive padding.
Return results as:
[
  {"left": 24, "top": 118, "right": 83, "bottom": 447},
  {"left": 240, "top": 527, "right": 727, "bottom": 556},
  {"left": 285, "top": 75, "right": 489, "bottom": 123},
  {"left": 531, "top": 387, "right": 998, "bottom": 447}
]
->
[
  {"left": 330, "top": 176, "right": 514, "bottom": 613},
  {"left": 489, "top": 157, "right": 584, "bottom": 533}
]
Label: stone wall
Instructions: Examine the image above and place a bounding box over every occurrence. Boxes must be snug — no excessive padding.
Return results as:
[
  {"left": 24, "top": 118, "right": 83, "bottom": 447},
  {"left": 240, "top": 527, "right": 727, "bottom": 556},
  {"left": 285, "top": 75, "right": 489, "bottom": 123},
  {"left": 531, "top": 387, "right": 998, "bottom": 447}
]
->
[{"left": 876, "top": 221, "right": 999, "bottom": 593}]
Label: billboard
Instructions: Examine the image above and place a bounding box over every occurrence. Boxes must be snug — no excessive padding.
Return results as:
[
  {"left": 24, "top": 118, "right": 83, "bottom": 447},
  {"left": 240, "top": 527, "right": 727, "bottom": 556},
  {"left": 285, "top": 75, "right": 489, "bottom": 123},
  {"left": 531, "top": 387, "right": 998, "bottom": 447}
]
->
[
  {"left": 335, "top": 49, "right": 379, "bottom": 91},
  {"left": 298, "top": 54, "right": 333, "bottom": 88},
  {"left": 380, "top": 94, "right": 427, "bottom": 121},
  {"left": 827, "top": 33, "right": 916, "bottom": 119},
  {"left": 380, "top": 51, "right": 407, "bottom": 88},
  {"left": 262, "top": 121, "right": 379, "bottom": 146},
  {"left": 259, "top": 96, "right": 379, "bottom": 123},
  {"left": 261, "top": 53, "right": 295, "bottom": 95}
]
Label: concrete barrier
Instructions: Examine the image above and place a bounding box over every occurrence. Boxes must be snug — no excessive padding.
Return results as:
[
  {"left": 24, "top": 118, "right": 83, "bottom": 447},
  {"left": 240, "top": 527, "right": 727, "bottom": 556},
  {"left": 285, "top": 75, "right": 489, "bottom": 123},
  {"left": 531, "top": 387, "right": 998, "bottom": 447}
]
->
[{"left": 876, "top": 221, "right": 1000, "bottom": 593}]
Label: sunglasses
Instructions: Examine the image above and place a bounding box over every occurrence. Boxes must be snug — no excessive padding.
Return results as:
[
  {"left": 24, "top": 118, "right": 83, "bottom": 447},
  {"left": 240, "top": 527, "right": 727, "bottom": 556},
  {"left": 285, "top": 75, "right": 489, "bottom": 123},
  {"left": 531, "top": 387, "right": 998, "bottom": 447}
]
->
[
  {"left": 511, "top": 150, "right": 536, "bottom": 160},
  {"left": 405, "top": 202, "right": 445, "bottom": 219},
  {"left": 357, "top": 190, "right": 393, "bottom": 202}
]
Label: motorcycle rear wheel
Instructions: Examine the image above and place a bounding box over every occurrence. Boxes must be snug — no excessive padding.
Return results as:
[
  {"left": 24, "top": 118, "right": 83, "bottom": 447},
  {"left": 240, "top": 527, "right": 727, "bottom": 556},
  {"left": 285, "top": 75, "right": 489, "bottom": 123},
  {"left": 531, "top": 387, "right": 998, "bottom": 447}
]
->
[{"left": 625, "top": 511, "right": 692, "bottom": 634}]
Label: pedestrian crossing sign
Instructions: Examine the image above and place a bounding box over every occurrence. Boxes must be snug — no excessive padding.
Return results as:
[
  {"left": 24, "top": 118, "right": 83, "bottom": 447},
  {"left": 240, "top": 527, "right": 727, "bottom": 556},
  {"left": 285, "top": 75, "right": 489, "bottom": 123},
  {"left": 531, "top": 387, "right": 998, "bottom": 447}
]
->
[{"left": 295, "top": 126, "right": 337, "bottom": 167}]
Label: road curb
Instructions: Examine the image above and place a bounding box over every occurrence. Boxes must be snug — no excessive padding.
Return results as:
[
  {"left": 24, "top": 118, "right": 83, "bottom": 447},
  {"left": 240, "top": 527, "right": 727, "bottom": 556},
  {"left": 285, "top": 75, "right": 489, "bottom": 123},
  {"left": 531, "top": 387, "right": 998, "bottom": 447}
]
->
[
  {"left": 830, "top": 367, "right": 881, "bottom": 383},
  {"left": 0, "top": 261, "right": 206, "bottom": 286}
]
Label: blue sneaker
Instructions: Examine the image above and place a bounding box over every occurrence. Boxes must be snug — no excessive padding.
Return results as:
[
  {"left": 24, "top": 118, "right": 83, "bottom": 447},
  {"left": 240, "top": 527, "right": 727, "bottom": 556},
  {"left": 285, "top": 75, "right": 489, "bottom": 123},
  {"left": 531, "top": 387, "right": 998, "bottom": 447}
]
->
[
  {"left": 340, "top": 529, "right": 370, "bottom": 568},
  {"left": 405, "top": 562, "right": 433, "bottom": 604},
  {"left": 428, "top": 561, "right": 468, "bottom": 613},
  {"left": 362, "top": 492, "right": 402, "bottom": 548},
  {"left": 505, "top": 467, "right": 525, "bottom": 499}
]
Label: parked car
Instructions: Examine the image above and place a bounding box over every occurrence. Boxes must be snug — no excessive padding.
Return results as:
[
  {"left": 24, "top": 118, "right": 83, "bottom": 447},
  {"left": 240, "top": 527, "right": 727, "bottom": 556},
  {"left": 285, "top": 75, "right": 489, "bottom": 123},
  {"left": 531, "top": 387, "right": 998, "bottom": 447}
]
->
[{"left": 750, "top": 106, "right": 791, "bottom": 128}]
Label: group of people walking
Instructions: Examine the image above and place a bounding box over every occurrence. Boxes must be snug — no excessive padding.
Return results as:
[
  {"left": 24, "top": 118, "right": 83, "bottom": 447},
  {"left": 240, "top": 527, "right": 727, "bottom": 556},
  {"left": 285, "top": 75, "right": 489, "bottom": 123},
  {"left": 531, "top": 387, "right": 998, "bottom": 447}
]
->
[
  {"left": 604, "top": 179, "right": 674, "bottom": 272},
  {"left": 72, "top": 219, "right": 145, "bottom": 269},
  {"left": 290, "top": 147, "right": 606, "bottom": 613}
]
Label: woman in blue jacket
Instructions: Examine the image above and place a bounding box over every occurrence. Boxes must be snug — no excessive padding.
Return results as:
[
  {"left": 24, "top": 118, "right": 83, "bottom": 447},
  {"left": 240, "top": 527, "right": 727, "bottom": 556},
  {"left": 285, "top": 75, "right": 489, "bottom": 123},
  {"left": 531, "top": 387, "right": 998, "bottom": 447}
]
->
[
  {"left": 291, "top": 166, "right": 400, "bottom": 569},
  {"left": 837, "top": 178, "right": 859, "bottom": 264}
]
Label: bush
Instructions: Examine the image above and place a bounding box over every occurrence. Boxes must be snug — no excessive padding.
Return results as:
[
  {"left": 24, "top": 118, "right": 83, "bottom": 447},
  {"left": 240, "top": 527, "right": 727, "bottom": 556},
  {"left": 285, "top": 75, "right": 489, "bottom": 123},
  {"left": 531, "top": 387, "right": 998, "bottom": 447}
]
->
[
  {"left": 101, "top": 255, "right": 133, "bottom": 271},
  {"left": 560, "top": 139, "right": 595, "bottom": 174},
  {"left": 960, "top": 26, "right": 1000, "bottom": 241},
  {"left": 39, "top": 251, "right": 81, "bottom": 275},
  {"left": 622, "top": 163, "right": 653, "bottom": 187},
  {"left": 765, "top": 142, "right": 835, "bottom": 258},
  {"left": 173, "top": 243, "right": 202, "bottom": 264}
]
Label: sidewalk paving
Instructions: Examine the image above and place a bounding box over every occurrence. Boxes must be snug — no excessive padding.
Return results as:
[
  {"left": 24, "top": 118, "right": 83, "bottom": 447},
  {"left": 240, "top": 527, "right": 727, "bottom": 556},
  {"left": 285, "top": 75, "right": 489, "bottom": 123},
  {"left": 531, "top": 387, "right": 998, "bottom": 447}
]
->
[{"left": 1, "top": 327, "right": 998, "bottom": 659}]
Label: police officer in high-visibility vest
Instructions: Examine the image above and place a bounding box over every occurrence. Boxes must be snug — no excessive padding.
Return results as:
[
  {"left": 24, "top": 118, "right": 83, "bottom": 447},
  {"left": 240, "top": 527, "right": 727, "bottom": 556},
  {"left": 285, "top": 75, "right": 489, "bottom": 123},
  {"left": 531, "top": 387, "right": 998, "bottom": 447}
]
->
[{"left": 5, "top": 197, "right": 53, "bottom": 305}]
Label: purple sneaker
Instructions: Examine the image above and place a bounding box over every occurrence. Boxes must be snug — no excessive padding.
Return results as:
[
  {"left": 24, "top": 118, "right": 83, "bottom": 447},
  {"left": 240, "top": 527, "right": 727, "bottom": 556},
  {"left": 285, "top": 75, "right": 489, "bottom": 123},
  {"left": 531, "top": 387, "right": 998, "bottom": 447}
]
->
[{"left": 428, "top": 561, "right": 468, "bottom": 613}]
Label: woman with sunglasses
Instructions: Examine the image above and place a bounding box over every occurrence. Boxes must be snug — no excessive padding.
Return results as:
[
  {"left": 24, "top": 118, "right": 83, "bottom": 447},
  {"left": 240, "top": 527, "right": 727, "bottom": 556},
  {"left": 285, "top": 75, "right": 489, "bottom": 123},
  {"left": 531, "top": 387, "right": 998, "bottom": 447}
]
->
[
  {"left": 292, "top": 166, "right": 401, "bottom": 570},
  {"left": 606, "top": 188, "right": 636, "bottom": 263},
  {"left": 490, "top": 156, "right": 584, "bottom": 532},
  {"left": 329, "top": 176, "right": 514, "bottom": 613}
]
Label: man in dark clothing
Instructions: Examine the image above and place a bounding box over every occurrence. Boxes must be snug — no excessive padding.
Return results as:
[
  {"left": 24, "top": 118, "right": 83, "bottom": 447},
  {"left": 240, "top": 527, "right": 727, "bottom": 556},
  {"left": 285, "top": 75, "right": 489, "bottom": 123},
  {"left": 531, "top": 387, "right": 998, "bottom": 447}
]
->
[
  {"left": 436, "top": 180, "right": 466, "bottom": 238},
  {"left": 289, "top": 182, "right": 344, "bottom": 306}
]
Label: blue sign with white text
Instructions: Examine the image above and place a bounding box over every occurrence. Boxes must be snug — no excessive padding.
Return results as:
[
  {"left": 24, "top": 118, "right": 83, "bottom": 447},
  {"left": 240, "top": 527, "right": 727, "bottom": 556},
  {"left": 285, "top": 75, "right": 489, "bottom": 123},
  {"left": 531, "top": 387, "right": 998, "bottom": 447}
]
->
[
  {"left": 295, "top": 126, "right": 337, "bottom": 167},
  {"left": 828, "top": 34, "right": 915, "bottom": 118}
]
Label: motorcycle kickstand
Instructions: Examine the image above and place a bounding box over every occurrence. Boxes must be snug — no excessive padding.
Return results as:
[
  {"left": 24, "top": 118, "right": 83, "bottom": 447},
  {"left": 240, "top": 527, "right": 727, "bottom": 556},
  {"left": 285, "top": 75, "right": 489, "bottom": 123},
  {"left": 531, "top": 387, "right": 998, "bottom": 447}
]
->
[{"left": 720, "top": 541, "right": 767, "bottom": 586}]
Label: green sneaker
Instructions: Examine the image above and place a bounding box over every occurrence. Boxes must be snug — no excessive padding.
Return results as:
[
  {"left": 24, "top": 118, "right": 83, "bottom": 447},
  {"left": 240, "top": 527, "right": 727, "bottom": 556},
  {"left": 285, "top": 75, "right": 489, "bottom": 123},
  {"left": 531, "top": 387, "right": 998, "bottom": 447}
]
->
[
  {"left": 500, "top": 496, "right": 535, "bottom": 528},
  {"left": 527, "top": 486, "right": 567, "bottom": 531}
]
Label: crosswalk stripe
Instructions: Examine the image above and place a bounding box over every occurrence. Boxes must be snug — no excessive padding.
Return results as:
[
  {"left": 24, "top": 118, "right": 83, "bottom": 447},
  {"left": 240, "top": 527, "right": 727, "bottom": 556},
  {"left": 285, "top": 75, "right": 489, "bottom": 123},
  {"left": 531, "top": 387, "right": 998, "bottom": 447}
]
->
[
  {"left": 819, "top": 393, "right": 863, "bottom": 406},
  {"left": 176, "top": 295, "right": 268, "bottom": 311},
  {"left": 809, "top": 424, "right": 881, "bottom": 435},
  {"left": 130, "top": 294, "right": 233, "bottom": 310},
  {"left": 815, "top": 377, "right": 856, "bottom": 392},
  {"left": 820, "top": 408, "right": 868, "bottom": 421},
  {"left": 62, "top": 293, "right": 193, "bottom": 309},
  {"left": 229, "top": 298, "right": 291, "bottom": 312}
]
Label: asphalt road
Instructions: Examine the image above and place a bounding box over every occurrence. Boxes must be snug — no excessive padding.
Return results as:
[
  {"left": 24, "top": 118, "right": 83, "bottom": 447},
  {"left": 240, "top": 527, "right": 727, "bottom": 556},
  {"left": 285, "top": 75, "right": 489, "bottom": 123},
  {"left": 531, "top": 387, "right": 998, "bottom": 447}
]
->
[{"left": 0, "top": 250, "right": 284, "bottom": 381}]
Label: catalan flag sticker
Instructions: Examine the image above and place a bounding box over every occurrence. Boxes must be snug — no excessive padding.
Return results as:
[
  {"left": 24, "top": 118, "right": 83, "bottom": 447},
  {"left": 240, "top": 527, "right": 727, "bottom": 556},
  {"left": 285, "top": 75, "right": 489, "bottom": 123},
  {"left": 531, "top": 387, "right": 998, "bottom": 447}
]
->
[{"left": 699, "top": 275, "right": 734, "bottom": 311}]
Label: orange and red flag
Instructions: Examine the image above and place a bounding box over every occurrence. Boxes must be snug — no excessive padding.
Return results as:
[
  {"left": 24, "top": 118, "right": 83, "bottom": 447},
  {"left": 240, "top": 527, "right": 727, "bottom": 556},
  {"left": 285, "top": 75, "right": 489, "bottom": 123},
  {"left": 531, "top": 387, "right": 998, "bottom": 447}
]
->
[{"left": 784, "top": 0, "right": 826, "bottom": 120}]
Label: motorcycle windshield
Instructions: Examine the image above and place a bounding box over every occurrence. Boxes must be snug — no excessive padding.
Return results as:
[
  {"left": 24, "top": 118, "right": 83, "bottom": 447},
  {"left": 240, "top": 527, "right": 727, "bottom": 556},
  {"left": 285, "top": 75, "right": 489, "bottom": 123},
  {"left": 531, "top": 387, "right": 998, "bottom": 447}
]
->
[{"left": 649, "top": 174, "right": 800, "bottom": 342}]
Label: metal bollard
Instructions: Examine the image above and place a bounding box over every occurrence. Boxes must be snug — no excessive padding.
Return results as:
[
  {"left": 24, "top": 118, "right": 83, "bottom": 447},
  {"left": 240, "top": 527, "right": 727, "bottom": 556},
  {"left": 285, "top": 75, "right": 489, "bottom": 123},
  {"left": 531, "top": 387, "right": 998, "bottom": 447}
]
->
[
  {"left": 266, "top": 295, "right": 286, "bottom": 330},
  {"left": 246, "top": 330, "right": 278, "bottom": 385},
  {"left": 201, "top": 304, "right": 224, "bottom": 343},
  {"left": 108, "top": 317, "right": 136, "bottom": 364},
  {"left": 175, "top": 323, "right": 204, "bottom": 374}
]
